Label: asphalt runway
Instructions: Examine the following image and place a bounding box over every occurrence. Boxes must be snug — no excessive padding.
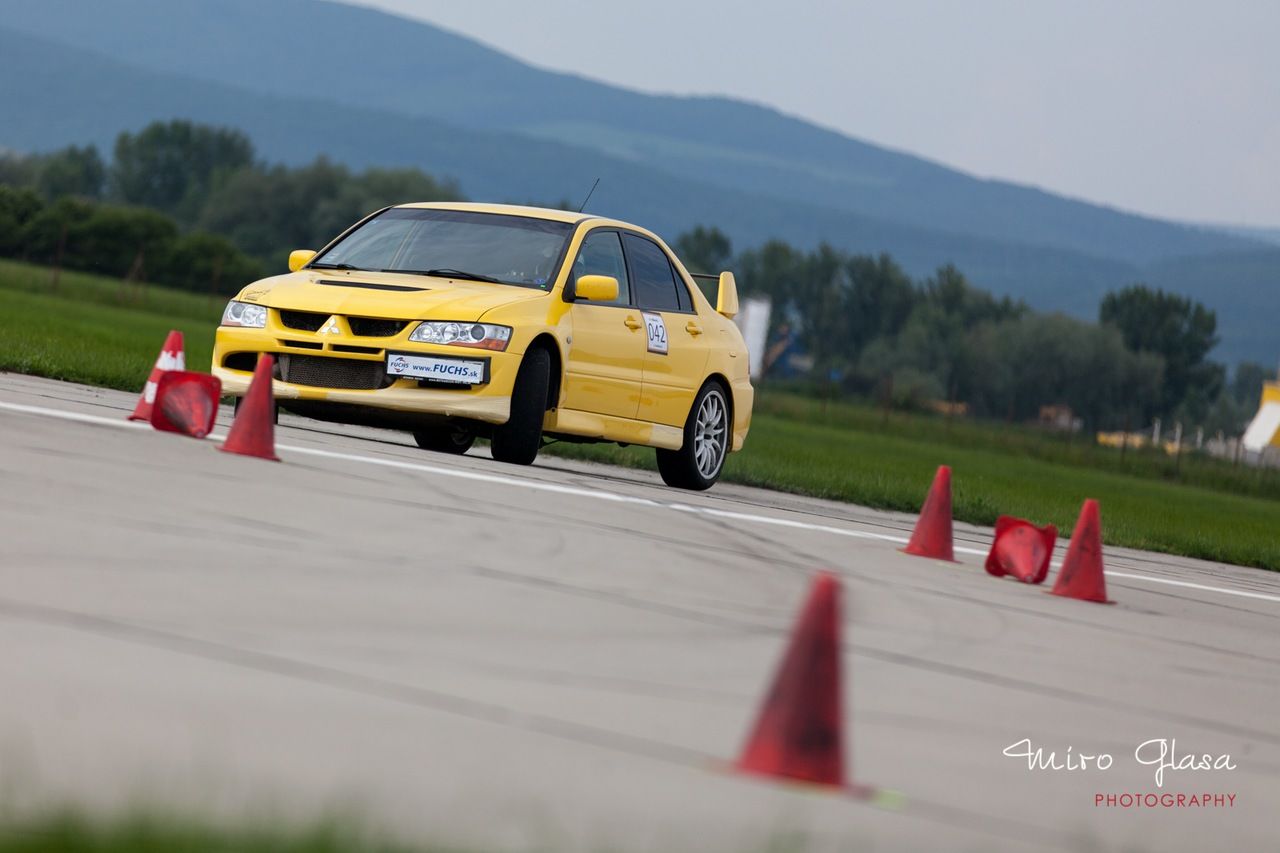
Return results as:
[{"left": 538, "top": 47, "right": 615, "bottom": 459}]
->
[{"left": 0, "top": 372, "right": 1277, "bottom": 852}]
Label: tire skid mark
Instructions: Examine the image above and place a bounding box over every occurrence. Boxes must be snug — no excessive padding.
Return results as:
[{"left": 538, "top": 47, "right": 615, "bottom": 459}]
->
[
  {"left": 464, "top": 565, "right": 1280, "bottom": 746},
  {"left": 0, "top": 595, "right": 1073, "bottom": 850},
  {"left": 4, "top": 393, "right": 1279, "bottom": 606}
]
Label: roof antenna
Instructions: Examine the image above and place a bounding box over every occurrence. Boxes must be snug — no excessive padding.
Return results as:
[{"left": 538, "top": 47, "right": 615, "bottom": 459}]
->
[{"left": 577, "top": 178, "right": 600, "bottom": 213}]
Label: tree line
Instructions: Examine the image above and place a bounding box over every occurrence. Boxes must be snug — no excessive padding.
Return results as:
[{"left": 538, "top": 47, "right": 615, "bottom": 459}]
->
[
  {"left": 0, "top": 120, "right": 459, "bottom": 292},
  {"left": 0, "top": 120, "right": 1265, "bottom": 435},
  {"left": 675, "top": 227, "right": 1264, "bottom": 434}
]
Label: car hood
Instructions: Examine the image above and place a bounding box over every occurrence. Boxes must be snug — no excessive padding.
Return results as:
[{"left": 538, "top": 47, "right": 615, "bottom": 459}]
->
[{"left": 237, "top": 270, "right": 549, "bottom": 320}]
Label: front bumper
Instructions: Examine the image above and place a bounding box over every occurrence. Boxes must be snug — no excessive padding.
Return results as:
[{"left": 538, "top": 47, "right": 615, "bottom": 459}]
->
[{"left": 213, "top": 325, "right": 519, "bottom": 424}]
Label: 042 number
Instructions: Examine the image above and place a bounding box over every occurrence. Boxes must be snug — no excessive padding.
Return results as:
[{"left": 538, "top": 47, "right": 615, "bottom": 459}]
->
[{"left": 643, "top": 312, "right": 668, "bottom": 355}]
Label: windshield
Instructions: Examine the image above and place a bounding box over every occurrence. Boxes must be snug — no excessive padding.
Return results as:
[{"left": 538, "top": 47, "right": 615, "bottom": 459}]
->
[{"left": 309, "top": 208, "right": 574, "bottom": 289}]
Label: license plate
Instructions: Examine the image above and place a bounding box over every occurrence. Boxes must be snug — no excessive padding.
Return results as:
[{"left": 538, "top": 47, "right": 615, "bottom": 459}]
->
[{"left": 386, "top": 353, "right": 486, "bottom": 384}]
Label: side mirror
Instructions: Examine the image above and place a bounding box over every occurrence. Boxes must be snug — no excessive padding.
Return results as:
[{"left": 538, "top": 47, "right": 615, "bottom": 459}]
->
[
  {"left": 288, "top": 249, "right": 317, "bottom": 272},
  {"left": 716, "top": 271, "right": 739, "bottom": 319},
  {"left": 574, "top": 274, "right": 619, "bottom": 303}
]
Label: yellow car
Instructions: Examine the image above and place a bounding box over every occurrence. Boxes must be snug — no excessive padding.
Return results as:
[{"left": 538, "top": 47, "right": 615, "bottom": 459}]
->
[{"left": 213, "top": 202, "right": 753, "bottom": 489}]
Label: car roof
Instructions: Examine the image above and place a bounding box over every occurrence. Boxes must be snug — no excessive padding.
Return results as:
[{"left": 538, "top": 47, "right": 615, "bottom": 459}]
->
[
  {"left": 391, "top": 202, "right": 668, "bottom": 247},
  {"left": 394, "top": 201, "right": 594, "bottom": 225}
]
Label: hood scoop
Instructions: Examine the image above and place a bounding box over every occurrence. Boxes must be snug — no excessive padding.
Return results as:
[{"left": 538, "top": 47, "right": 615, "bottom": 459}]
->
[{"left": 316, "top": 279, "right": 429, "bottom": 293}]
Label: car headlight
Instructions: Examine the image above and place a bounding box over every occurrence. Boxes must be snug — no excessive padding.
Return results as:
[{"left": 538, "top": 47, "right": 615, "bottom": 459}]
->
[
  {"left": 409, "top": 321, "right": 512, "bottom": 351},
  {"left": 221, "top": 300, "right": 267, "bottom": 328}
]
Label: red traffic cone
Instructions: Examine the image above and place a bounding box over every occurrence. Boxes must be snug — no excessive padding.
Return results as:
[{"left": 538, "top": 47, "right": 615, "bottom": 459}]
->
[
  {"left": 1050, "top": 500, "right": 1109, "bottom": 603},
  {"left": 150, "top": 371, "right": 222, "bottom": 439},
  {"left": 128, "top": 330, "right": 185, "bottom": 421},
  {"left": 985, "top": 516, "right": 1057, "bottom": 585},
  {"left": 902, "top": 465, "right": 955, "bottom": 561},
  {"left": 219, "top": 354, "right": 279, "bottom": 461},
  {"left": 736, "top": 572, "right": 846, "bottom": 788}
]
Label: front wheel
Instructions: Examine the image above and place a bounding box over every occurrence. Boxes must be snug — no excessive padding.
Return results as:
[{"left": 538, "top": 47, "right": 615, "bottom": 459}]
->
[
  {"left": 490, "top": 347, "right": 551, "bottom": 465},
  {"left": 656, "top": 382, "right": 730, "bottom": 490},
  {"left": 413, "top": 423, "right": 475, "bottom": 455}
]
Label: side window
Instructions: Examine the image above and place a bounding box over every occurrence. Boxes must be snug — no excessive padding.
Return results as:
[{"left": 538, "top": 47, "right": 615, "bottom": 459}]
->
[
  {"left": 673, "top": 265, "right": 693, "bottom": 311},
  {"left": 572, "top": 230, "right": 631, "bottom": 306},
  {"left": 624, "top": 234, "right": 682, "bottom": 312}
]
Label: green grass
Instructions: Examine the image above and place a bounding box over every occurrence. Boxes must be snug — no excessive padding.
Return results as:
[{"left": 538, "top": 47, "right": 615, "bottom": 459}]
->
[
  {"left": 0, "top": 259, "right": 219, "bottom": 390},
  {"left": 0, "top": 809, "right": 429, "bottom": 853},
  {"left": 0, "top": 808, "right": 818, "bottom": 853},
  {"left": 3, "top": 257, "right": 1278, "bottom": 569},
  {"left": 549, "top": 413, "right": 1280, "bottom": 569}
]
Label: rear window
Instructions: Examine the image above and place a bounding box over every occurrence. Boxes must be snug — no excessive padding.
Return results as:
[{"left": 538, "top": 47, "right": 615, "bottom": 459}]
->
[{"left": 625, "top": 234, "right": 683, "bottom": 312}]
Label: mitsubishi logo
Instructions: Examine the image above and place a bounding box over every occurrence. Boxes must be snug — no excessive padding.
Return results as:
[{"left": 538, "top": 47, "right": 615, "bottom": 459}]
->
[{"left": 319, "top": 318, "right": 341, "bottom": 335}]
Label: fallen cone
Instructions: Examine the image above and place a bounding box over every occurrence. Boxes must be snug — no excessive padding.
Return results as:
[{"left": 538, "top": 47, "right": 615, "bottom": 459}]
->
[
  {"left": 128, "top": 330, "right": 185, "bottom": 421},
  {"left": 1050, "top": 499, "right": 1109, "bottom": 603},
  {"left": 985, "top": 516, "right": 1057, "bottom": 584},
  {"left": 736, "top": 572, "right": 846, "bottom": 788},
  {"left": 219, "top": 354, "right": 280, "bottom": 461},
  {"left": 902, "top": 465, "right": 955, "bottom": 561},
  {"left": 150, "top": 371, "right": 221, "bottom": 439}
]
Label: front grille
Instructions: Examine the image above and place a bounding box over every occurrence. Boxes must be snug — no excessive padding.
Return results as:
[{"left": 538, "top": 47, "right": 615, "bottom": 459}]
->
[
  {"left": 280, "top": 355, "right": 389, "bottom": 390},
  {"left": 279, "top": 310, "right": 329, "bottom": 332},
  {"left": 349, "top": 317, "right": 408, "bottom": 337}
]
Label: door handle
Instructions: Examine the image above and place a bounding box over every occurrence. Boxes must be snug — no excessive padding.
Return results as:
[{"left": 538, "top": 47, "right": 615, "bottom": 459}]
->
[
  {"left": 624, "top": 315, "right": 641, "bottom": 330},
  {"left": 685, "top": 321, "right": 703, "bottom": 336}
]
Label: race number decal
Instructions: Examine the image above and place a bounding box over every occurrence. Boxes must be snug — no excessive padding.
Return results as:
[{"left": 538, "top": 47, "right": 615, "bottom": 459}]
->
[{"left": 643, "top": 312, "right": 669, "bottom": 355}]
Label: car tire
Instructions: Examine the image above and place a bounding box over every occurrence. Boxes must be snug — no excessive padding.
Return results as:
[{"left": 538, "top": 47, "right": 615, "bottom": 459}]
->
[
  {"left": 490, "top": 346, "right": 551, "bottom": 465},
  {"left": 413, "top": 423, "right": 475, "bottom": 455},
  {"left": 656, "top": 381, "right": 730, "bottom": 490}
]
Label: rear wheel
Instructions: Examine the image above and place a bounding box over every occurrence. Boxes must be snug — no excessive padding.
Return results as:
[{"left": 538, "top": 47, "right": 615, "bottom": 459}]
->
[
  {"left": 413, "top": 423, "right": 475, "bottom": 455},
  {"left": 490, "top": 347, "right": 551, "bottom": 465},
  {"left": 656, "top": 381, "right": 730, "bottom": 490}
]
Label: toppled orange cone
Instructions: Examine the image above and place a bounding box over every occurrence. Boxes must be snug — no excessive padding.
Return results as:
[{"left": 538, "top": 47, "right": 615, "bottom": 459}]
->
[
  {"left": 150, "top": 371, "right": 221, "bottom": 439},
  {"left": 1050, "top": 499, "right": 1109, "bottom": 603},
  {"left": 219, "top": 354, "right": 279, "bottom": 461},
  {"left": 736, "top": 572, "right": 846, "bottom": 788},
  {"left": 128, "top": 330, "right": 185, "bottom": 421},
  {"left": 902, "top": 465, "right": 955, "bottom": 561},
  {"left": 985, "top": 516, "right": 1057, "bottom": 584}
]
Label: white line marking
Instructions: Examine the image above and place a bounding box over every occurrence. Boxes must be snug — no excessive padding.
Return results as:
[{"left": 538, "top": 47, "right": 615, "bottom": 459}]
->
[
  {"left": 277, "top": 441, "right": 664, "bottom": 507},
  {"left": 1104, "top": 571, "right": 1280, "bottom": 603},
  {"left": 3, "top": 397, "right": 1278, "bottom": 605},
  {"left": 0, "top": 400, "right": 151, "bottom": 430}
]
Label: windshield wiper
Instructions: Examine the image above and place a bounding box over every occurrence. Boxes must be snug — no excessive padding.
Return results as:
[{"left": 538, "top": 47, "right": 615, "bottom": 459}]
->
[
  {"left": 309, "top": 262, "right": 366, "bottom": 271},
  {"left": 384, "top": 267, "right": 504, "bottom": 284}
]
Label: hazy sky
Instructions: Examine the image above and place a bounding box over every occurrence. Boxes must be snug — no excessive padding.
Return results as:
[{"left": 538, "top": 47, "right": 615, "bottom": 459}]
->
[{"left": 358, "top": 0, "right": 1278, "bottom": 227}]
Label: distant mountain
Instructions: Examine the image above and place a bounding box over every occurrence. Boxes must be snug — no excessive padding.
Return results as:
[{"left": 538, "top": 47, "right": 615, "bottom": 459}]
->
[
  {"left": 1205, "top": 225, "right": 1280, "bottom": 248},
  {"left": 0, "top": 0, "right": 1259, "bottom": 268},
  {"left": 0, "top": 26, "right": 1138, "bottom": 304},
  {"left": 0, "top": 0, "right": 1276, "bottom": 364},
  {"left": 1145, "top": 250, "right": 1280, "bottom": 368}
]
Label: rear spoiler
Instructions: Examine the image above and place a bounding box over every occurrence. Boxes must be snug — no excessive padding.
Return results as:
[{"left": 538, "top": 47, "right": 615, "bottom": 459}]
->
[{"left": 690, "top": 272, "right": 739, "bottom": 319}]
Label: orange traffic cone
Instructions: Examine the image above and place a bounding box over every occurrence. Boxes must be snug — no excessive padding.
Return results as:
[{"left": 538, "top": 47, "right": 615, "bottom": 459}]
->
[
  {"left": 219, "top": 354, "right": 279, "bottom": 461},
  {"left": 902, "top": 465, "right": 955, "bottom": 561},
  {"left": 1050, "top": 500, "right": 1109, "bottom": 603},
  {"left": 985, "top": 516, "right": 1057, "bottom": 584},
  {"left": 736, "top": 572, "right": 846, "bottom": 788},
  {"left": 128, "top": 330, "right": 185, "bottom": 421},
  {"left": 150, "top": 371, "right": 221, "bottom": 439}
]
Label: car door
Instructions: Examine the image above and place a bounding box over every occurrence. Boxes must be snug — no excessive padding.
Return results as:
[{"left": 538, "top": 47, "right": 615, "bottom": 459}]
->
[
  {"left": 623, "top": 233, "right": 712, "bottom": 428},
  {"left": 562, "top": 229, "right": 645, "bottom": 419}
]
